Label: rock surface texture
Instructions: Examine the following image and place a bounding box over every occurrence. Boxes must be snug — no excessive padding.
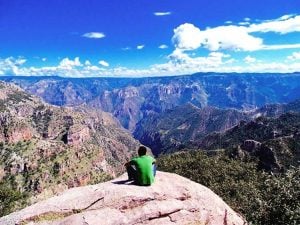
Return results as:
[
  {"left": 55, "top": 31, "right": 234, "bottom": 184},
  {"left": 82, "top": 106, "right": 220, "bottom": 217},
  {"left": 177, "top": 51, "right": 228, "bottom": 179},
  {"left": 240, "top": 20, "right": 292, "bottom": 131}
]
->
[
  {"left": 0, "top": 81, "right": 140, "bottom": 203},
  {"left": 0, "top": 172, "right": 247, "bottom": 225}
]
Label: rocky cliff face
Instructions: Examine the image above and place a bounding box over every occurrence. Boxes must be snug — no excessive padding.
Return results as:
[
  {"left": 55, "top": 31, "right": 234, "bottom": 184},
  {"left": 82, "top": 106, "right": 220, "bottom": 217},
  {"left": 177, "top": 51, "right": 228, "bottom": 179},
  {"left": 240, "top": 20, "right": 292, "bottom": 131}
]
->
[
  {"left": 199, "top": 112, "right": 300, "bottom": 171},
  {"left": 134, "top": 103, "right": 249, "bottom": 155},
  {"left": 2, "top": 73, "right": 300, "bottom": 131},
  {"left": 0, "top": 81, "right": 140, "bottom": 204},
  {"left": 0, "top": 172, "right": 247, "bottom": 225}
]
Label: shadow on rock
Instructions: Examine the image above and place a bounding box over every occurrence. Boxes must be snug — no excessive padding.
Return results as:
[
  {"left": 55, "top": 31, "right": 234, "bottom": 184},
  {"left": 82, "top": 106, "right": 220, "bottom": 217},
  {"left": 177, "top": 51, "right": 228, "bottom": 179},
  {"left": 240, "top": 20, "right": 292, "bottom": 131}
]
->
[{"left": 112, "top": 179, "right": 136, "bottom": 185}]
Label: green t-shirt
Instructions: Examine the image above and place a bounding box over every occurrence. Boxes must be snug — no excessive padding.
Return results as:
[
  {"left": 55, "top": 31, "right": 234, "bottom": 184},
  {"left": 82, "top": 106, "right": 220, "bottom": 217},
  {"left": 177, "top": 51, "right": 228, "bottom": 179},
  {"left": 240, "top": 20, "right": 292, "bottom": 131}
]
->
[{"left": 131, "top": 155, "right": 155, "bottom": 186}]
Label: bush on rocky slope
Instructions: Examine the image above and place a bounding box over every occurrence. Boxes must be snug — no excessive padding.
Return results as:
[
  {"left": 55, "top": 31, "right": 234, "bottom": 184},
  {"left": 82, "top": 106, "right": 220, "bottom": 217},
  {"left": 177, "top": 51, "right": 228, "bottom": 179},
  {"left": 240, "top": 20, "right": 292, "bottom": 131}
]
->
[{"left": 157, "top": 150, "right": 300, "bottom": 225}]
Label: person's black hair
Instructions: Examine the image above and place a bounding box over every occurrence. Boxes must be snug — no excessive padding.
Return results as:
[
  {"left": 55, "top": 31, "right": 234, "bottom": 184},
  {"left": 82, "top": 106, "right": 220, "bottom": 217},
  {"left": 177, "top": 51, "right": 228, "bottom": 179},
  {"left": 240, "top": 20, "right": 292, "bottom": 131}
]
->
[{"left": 138, "top": 146, "right": 147, "bottom": 156}]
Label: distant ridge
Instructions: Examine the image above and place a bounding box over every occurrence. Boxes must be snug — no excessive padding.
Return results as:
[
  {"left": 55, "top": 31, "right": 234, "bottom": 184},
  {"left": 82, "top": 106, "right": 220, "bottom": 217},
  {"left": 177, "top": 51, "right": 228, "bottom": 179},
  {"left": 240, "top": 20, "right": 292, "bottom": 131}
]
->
[{"left": 1, "top": 73, "right": 300, "bottom": 131}]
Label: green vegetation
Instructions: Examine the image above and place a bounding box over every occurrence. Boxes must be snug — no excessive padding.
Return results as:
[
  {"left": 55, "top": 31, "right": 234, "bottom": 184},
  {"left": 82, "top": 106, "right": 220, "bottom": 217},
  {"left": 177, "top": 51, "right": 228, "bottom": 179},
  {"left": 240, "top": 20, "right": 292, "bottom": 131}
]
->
[
  {"left": 7, "top": 92, "right": 32, "bottom": 104},
  {"left": 0, "top": 99, "right": 6, "bottom": 112},
  {"left": 19, "top": 212, "right": 73, "bottom": 225},
  {"left": 158, "top": 150, "right": 300, "bottom": 225},
  {"left": 32, "top": 108, "right": 53, "bottom": 138},
  {"left": 0, "top": 181, "right": 28, "bottom": 217}
]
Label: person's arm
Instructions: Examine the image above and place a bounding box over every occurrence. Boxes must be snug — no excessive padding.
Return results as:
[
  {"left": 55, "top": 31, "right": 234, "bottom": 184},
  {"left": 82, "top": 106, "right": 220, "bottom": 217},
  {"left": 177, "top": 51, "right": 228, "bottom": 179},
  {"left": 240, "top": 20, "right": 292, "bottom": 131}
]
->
[{"left": 125, "top": 158, "right": 137, "bottom": 167}]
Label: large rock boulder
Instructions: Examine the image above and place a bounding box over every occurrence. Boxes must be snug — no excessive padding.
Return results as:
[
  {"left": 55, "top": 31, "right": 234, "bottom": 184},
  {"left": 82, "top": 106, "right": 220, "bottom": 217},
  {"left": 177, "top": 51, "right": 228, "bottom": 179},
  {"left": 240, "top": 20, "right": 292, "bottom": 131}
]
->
[{"left": 0, "top": 172, "right": 247, "bottom": 225}]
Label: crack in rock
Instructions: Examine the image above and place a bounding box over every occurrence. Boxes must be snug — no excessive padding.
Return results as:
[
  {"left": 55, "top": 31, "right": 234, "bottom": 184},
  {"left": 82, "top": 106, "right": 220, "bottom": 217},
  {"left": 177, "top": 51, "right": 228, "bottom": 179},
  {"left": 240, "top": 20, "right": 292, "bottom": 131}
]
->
[
  {"left": 72, "top": 197, "right": 104, "bottom": 213},
  {"left": 148, "top": 209, "right": 182, "bottom": 221}
]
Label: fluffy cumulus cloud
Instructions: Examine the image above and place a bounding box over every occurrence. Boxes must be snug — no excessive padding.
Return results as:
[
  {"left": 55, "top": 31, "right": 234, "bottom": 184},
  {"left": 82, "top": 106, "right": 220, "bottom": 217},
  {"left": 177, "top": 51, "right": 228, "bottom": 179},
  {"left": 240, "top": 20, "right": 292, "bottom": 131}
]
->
[
  {"left": 172, "top": 23, "right": 204, "bottom": 51},
  {"left": 82, "top": 32, "right": 105, "bottom": 39},
  {"left": 0, "top": 57, "right": 27, "bottom": 75},
  {"left": 147, "top": 50, "right": 234, "bottom": 76},
  {"left": 172, "top": 14, "right": 300, "bottom": 53},
  {"left": 154, "top": 12, "right": 171, "bottom": 16},
  {"left": 201, "top": 25, "right": 263, "bottom": 51},
  {"left": 98, "top": 60, "right": 109, "bottom": 67},
  {"left": 59, "top": 57, "right": 82, "bottom": 68},
  {"left": 172, "top": 23, "right": 262, "bottom": 52}
]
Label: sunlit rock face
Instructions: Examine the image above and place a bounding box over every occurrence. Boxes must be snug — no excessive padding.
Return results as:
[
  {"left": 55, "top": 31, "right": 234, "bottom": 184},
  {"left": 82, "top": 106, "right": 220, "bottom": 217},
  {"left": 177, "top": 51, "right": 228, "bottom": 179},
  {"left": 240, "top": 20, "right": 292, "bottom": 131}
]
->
[{"left": 0, "top": 172, "right": 247, "bottom": 225}]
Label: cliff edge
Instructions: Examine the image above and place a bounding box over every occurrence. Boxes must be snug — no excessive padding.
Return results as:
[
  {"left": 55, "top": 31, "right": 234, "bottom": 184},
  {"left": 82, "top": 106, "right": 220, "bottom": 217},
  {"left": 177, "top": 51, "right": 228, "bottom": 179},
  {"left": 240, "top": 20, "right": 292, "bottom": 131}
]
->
[{"left": 0, "top": 171, "right": 246, "bottom": 225}]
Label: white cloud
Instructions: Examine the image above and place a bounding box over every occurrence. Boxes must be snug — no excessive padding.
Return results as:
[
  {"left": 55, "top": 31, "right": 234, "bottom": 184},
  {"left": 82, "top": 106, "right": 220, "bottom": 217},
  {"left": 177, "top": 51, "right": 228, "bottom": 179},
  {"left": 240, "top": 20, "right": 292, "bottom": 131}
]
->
[
  {"left": 98, "top": 60, "right": 109, "bottom": 67},
  {"left": 154, "top": 12, "right": 171, "bottom": 16},
  {"left": 244, "top": 55, "right": 256, "bottom": 63},
  {"left": 225, "top": 21, "right": 232, "bottom": 24},
  {"left": 0, "top": 57, "right": 27, "bottom": 75},
  {"left": 42, "top": 58, "right": 47, "bottom": 62},
  {"left": 158, "top": 50, "right": 232, "bottom": 75},
  {"left": 248, "top": 15, "right": 300, "bottom": 34},
  {"left": 172, "top": 23, "right": 204, "bottom": 51},
  {"left": 14, "top": 58, "right": 27, "bottom": 65},
  {"left": 262, "top": 43, "right": 300, "bottom": 50},
  {"left": 172, "top": 14, "right": 300, "bottom": 53},
  {"left": 137, "top": 45, "right": 145, "bottom": 50},
  {"left": 82, "top": 32, "right": 105, "bottom": 39},
  {"left": 172, "top": 23, "right": 263, "bottom": 52},
  {"left": 59, "top": 57, "right": 82, "bottom": 69},
  {"left": 1, "top": 54, "right": 300, "bottom": 78},
  {"left": 85, "top": 60, "right": 92, "bottom": 66},
  {"left": 2, "top": 14, "right": 300, "bottom": 78},
  {"left": 287, "top": 52, "right": 300, "bottom": 60},
  {"left": 158, "top": 44, "right": 168, "bottom": 49},
  {"left": 238, "top": 21, "right": 250, "bottom": 25},
  {"left": 203, "top": 26, "right": 263, "bottom": 51}
]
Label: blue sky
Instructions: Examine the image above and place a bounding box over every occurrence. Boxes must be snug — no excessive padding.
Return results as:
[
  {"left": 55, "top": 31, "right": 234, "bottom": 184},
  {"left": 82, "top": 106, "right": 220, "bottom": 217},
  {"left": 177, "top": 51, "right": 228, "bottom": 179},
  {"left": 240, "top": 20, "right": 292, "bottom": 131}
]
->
[{"left": 0, "top": 0, "right": 300, "bottom": 77}]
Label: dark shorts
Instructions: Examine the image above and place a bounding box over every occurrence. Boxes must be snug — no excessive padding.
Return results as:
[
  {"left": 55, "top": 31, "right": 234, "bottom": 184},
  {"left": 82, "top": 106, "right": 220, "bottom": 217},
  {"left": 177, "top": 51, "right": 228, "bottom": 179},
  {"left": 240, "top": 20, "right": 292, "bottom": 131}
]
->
[{"left": 126, "top": 164, "right": 157, "bottom": 182}]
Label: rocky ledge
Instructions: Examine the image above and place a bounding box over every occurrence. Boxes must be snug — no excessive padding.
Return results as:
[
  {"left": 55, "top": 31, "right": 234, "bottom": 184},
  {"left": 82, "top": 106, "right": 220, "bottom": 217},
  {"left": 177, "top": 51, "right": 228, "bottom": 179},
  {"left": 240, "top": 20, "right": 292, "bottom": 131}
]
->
[{"left": 0, "top": 172, "right": 246, "bottom": 225}]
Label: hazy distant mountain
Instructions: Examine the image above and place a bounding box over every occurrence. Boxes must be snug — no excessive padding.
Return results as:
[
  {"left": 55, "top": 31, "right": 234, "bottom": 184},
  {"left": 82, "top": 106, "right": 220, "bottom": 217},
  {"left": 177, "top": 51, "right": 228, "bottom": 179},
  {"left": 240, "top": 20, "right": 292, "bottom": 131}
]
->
[
  {"left": 1, "top": 73, "right": 300, "bottom": 131},
  {"left": 133, "top": 103, "right": 249, "bottom": 155},
  {"left": 138, "top": 95, "right": 300, "bottom": 170},
  {"left": 0, "top": 81, "right": 139, "bottom": 203},
  {"left": 252, "top": 98, "right": 300, "bottom": 118}
]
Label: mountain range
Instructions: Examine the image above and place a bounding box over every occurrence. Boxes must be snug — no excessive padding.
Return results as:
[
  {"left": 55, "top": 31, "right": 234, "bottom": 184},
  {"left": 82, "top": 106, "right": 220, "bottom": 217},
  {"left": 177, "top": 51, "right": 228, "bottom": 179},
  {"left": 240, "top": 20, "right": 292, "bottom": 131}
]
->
[
  {"left": 2, "top": 73, "right": 300, "bottom": 131},
  {"left": 1, "top": 73, "right": 299, "bottom": 223},
  {"left": 133, "top": 103, "right": 249, "bottom": 155}
]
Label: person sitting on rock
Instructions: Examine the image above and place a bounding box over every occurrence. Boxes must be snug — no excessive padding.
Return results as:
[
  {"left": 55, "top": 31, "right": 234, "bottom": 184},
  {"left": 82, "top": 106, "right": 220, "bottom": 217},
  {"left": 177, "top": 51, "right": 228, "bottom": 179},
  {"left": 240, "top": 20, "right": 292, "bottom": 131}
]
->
[{"left": 125, "top": 146, "right": 156, "bottom": 186}]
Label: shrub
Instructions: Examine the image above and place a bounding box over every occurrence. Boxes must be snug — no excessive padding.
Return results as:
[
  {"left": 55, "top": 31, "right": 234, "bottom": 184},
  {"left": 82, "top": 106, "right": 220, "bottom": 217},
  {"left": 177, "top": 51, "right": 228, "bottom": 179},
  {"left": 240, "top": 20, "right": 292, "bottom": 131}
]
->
[{"left": 157, "top": 150, "right": 299, "bottom": 225}]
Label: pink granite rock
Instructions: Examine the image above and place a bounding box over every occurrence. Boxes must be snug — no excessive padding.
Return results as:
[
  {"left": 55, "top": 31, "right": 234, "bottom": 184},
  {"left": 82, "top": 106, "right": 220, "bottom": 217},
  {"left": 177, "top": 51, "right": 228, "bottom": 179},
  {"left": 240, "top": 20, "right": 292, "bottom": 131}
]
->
[{"left": 0, "top": 172, "right": 247, "bottom": 225}]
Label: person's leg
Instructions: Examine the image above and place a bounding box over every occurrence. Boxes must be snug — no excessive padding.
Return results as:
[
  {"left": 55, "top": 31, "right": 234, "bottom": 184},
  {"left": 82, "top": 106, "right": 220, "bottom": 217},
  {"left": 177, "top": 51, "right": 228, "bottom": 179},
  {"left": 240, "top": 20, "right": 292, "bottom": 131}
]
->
[{"left": 126, "top": 164, "right": 137, "bottom": 181}]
